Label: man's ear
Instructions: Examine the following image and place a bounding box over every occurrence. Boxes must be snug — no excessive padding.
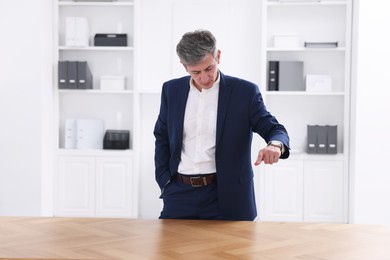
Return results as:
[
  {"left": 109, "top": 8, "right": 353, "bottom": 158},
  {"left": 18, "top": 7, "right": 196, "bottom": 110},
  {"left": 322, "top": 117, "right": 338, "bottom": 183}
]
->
[{"left": 216, "top": 49, "right": 221, "bottom": 64}]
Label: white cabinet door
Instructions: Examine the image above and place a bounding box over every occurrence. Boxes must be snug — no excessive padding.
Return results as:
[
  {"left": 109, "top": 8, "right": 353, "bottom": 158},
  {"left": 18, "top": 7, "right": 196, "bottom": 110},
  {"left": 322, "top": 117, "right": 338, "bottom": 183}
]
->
[
  {"left": 304, "top": 160, "right": 344, "bottom": 222},
  {"left": 96, "top": 157, "right": 133, "bottom": 217},
  {"left": 57, "top": 156, "right": 95, "bottom": 216},
  {"left": 262, "top": 160, "right": 303, "bottom": 222}
]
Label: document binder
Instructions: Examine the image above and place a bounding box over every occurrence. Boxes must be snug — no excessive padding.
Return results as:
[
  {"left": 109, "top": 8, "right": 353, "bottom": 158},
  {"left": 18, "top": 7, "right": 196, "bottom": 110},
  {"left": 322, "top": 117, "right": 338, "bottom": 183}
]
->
[
  {"left": 307, "top": 125, "right": 317, "bottom": 154},
  {"left": 65, "top": 17, "right": 89, "bottom": 47},
  {"left": 76, "top": 119, "right": 104, "bottom": 149},
  {"left": 58, "top": 61, "right": 68, "bottom": 89},
  {"left": 268, "top": 61, "right": 279, "bottom": 91},
  {"left": 327, "top": 125, "right": 337, "bottom": 154},
  {"left": 67, "top": 61, "right": 78, "bottom": 89},
  {"left": 64, "top": 118, "right": 77, "bottom": 149},
  {"left": 316, "top": 125, "right": 327, "bottom": 154},
  {"left": 77, "top": 61, "right": 93, "bottom": 89}
]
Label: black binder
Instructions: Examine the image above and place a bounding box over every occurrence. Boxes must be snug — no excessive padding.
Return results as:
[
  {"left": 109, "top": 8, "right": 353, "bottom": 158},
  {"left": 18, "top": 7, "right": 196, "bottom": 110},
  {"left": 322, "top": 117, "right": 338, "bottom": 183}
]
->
[
  {"left": 58, "top": 61, "right": 68, "bottom": 89},
  {"left": 268, "top": 61, "right": 279, "bottom": 91},
  {"left": 67, "top": 61, "right": 78, "bottom": 89},
  {"left": 77, "top": 61, "right": 93, "bottom": 89}
]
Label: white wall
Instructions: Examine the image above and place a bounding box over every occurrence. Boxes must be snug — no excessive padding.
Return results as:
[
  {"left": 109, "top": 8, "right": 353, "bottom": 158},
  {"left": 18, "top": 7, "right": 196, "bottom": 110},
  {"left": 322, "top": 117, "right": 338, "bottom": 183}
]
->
[
  {"left": 0, "top": 1, "right": 52, "bottom": 215},
  {"left": 350, "top": 0, "right": 390, "bottom": 228}
]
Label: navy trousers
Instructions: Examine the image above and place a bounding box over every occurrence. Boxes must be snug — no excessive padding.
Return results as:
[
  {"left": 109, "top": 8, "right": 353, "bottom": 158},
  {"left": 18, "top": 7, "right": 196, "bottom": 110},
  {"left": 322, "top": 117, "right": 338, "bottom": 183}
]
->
[{"left": 159, "top": 178, "right": 221, "bottom": 220}]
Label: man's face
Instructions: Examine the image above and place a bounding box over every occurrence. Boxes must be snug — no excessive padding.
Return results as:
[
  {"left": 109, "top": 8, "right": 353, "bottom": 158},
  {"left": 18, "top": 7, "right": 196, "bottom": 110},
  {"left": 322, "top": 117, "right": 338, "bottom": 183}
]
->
[{"left": 184, "top": 50, "right": 221, "bottom": 90}]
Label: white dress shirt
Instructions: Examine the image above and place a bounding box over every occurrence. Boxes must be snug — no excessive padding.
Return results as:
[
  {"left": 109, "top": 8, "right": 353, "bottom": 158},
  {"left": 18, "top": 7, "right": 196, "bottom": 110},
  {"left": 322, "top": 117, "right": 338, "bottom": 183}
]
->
[{"left": 177, "top": 75, "right": 220, "bottom": 175}]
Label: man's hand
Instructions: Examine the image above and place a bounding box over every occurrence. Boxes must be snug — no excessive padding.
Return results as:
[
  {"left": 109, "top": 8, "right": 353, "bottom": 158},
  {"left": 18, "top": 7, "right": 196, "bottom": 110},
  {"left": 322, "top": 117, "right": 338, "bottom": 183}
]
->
[{"left": 254, "top": 146, "right": 281, "bottom": 166}]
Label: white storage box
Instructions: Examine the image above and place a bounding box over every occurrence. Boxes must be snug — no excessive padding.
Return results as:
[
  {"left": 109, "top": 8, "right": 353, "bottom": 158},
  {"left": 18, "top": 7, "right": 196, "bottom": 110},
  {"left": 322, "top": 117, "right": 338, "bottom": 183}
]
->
[
  {"left": 273, "top": 35, "right": 300, "bottom": 48},
  {"left": 306, "top": 75, "right": 332, "bottom": 92},
  {"left": 100, "top": 76, "right": 126, "bottom": 91}
]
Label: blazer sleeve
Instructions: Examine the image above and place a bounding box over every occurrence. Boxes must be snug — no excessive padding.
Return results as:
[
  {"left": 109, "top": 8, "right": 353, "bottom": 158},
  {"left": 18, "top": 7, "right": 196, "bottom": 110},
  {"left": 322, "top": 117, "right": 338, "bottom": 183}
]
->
[
  {"left": 153, "top": 84, "right": 173, "bottom": 189},
  {"left": 249, "top": 85, "right": 290, "bottom": 159}
]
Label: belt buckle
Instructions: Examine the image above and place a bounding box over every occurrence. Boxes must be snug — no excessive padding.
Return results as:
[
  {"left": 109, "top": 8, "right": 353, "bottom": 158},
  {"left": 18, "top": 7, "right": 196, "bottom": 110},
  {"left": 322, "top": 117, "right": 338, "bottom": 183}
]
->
[{"left": 189, "top": 176, "right": 206, "bottom": 187}]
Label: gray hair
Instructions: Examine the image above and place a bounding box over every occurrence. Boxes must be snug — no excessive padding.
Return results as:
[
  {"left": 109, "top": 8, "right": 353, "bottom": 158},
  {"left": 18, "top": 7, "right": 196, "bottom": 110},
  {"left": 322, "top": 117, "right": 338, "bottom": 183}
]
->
[{"left": 176, "top": 29, "right": 218, "bottom": 66}]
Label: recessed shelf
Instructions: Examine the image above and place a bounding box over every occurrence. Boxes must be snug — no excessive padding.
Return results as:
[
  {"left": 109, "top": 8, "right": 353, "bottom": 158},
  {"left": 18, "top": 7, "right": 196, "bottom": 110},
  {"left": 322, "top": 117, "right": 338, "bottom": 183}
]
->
[
  {"left": 267, "top": 1, "right": 347, "bottom": 7},
  {"left": 58, "top": 89, "right": 134, "bottom": 94},
  {"left": 266, "top": 91, "right": 345, "bottom": 96},
  {"left": 57, "top": 148, "right": 133, "bottom": 157},
  {"left": 267, "top": 47, "right": 346, "bottom": 52},
  {"left": 59, "top": 2, "right": 134, "bottom": 7},
  {"left": 288, "top": 152, "right": 345, "bottom": 161}
]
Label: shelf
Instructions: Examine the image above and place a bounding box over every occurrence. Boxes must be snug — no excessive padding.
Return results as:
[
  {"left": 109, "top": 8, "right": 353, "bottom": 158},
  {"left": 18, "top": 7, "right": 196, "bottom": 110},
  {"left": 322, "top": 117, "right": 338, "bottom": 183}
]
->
[
  {"left": 59, "top": 2, "right": 133, "bottom": 7},
  {"left": 267, "top": 1, "right": 347, "bottom": 7},
  {"left": 267, "top": 47, "right": 346, "bottom": 52},
  {"left": 288, "top": 152, "right": 345, "bottom": 161},
  {"left": 59, "top": 89, "right": 133, "bottom": 94},
  {"left": 57, "top": 148, "right": 133, "bottom": 157},
  {"left": 59, "top": 46, "right": 134, "bottom": 51},
  {"left": 266, "top": 91, "right": 345, "bottom": 96}
]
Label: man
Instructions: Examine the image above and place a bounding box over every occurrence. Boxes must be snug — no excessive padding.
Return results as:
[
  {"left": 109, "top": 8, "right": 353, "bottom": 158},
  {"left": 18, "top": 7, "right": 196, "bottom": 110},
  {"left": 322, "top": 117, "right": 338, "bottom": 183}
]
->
[{"left": 154, "top": 29, "right": 290, "bottom": 221}]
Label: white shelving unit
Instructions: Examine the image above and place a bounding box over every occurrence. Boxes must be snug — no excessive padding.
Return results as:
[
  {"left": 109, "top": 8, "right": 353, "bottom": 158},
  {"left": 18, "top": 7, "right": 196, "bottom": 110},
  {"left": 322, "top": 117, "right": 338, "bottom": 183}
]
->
[
  {"left": 258, "top": 0, "right": 353, "bottom": 223},
  {"left": 53, "top": 0, "right": 138, "bottom": 218}
]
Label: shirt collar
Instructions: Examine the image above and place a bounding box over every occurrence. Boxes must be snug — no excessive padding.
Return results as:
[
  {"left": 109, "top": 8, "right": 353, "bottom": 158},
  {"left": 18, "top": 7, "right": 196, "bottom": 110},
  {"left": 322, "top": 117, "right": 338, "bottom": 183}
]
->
[{"left": 190, "top": 71, "right": 220, "bottom": 93}]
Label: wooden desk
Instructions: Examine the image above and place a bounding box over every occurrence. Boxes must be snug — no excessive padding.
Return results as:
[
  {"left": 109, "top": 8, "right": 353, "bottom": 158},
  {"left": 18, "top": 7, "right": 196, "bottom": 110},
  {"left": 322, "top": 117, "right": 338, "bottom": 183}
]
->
[{"left": 1, "top": 217, "right": 390, "bottom": 260}]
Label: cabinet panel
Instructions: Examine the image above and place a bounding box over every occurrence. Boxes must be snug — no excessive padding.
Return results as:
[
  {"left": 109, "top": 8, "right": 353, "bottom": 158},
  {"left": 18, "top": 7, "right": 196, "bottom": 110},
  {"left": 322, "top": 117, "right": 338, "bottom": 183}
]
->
[
  {"left": 262, "top": 160, "right": 303, "bottom": 221},
  {"left": 57, "top": 156, "right": 95, "bottom": 216},
  {"left": 96, "top": 157, "right": 132, "bottom": 217},
  {"left": 304, "top": 160, "right": 344, "bottom": 222},
  {"left": 56, "top": 155, "right": 134, "bottom": 218}
]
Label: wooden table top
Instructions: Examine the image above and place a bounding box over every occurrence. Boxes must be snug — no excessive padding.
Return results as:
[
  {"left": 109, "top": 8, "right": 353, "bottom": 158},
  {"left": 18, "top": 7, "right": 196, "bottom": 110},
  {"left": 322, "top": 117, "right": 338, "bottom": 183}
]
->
[{"left": 1, "top": 217, "right": 390, "bottom": 260}]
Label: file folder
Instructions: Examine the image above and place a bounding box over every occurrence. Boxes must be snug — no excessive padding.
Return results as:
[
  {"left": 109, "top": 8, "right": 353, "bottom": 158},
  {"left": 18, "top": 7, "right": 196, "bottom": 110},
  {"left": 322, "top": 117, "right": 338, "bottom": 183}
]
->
[
  {"left": 77, "top": 61, "right": 93, "bottom": 89},
  {"left": 67, "top": 61, "right": 78, "bottom": 89},
  {"left": 268, "top": 61, "right": 279, "bottom": 91},
  {"left": 58, "top": 61, "right": 68, "bottom": 89},
  {"left": 327, "top": 125, "right": 337, "bottom": 154},
  {"left": 307, "top": 125, "right": 317, "bottom": 154}
]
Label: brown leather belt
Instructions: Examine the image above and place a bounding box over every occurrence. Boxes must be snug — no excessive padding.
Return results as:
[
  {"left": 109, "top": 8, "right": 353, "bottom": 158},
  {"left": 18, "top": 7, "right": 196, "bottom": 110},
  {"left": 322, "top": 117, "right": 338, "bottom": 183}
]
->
[{"left": 176, "top": 173, "right": 217, "bottom": 187}]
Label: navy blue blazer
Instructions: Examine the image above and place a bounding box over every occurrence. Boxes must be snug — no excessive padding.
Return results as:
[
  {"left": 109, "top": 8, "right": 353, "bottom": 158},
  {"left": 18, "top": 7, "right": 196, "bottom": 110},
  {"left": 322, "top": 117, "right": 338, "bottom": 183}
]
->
[{"left": 154, "top": 72, "right": 290, "bottom": 220}]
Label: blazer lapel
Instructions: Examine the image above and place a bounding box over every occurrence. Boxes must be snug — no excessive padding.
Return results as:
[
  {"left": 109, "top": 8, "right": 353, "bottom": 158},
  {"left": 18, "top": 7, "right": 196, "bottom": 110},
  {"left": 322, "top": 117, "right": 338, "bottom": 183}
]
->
[
  {"left": 216, "top": 72, "right": 232, "bottom": 148},
  {"left": 174, "top": 77, "right": 190, "bottom": 153}
]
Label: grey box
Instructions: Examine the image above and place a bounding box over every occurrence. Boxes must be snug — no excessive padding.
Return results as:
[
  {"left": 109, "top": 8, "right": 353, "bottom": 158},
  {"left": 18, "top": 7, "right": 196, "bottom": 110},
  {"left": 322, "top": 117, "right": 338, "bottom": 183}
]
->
[
  {"left": 327, "top": 125, "right": 337, "bottom": 154},
  {"left": 94, "top": 34, "right": 127, "bottom": 47},
  {"left": 279, "top": 61, "right": 304, "bottom": 91}
]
